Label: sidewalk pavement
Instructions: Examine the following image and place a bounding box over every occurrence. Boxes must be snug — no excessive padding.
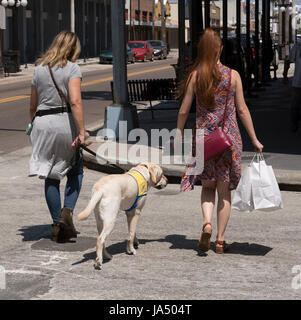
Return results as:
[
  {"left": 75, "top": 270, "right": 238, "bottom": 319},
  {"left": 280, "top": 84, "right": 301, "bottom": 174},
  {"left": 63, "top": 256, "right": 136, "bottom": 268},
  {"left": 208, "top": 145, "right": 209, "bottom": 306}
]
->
[
  {"left": 83, "top": 61, "right": 301, "bottom": 191},
  {"left": 0, "top": 143, "right": 301, "bottom": 300}
]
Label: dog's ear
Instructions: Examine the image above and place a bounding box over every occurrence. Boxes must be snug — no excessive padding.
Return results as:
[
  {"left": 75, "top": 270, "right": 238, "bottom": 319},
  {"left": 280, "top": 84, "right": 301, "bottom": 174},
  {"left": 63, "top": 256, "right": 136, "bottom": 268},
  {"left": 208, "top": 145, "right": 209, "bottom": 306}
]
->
[
  {"left": 148, "top": 165, "right": 158, "bottom": 185},
  {"left": 140, "top": 163, "right": 158, "bottom": 185}
]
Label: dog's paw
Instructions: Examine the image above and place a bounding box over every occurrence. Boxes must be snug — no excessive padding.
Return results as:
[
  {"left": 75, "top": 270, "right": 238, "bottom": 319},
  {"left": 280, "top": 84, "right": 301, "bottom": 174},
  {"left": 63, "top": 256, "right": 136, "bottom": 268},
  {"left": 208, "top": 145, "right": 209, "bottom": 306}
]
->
[
  {"left": 94, "top": 262, "right": 102, "bottom": 270},
  {"left": 126, "top": 247, "right": 137, "bottom": 255},
  {"left": 134, "top": 237, "right": 139, "bottom": 249}
]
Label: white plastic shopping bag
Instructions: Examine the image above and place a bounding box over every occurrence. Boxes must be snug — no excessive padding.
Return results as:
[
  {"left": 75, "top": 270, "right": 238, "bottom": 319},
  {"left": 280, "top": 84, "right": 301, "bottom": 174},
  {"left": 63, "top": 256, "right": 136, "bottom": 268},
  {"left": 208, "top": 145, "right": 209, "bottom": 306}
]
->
[
  {"left": 232, "top": 153, "right": 283, "bottom": 212},
  {"left": 232, "top": 165, "right": 254, "bottom": 212},
  {"left": 250, "top": 154, "right": 283, "bottom": 211}
]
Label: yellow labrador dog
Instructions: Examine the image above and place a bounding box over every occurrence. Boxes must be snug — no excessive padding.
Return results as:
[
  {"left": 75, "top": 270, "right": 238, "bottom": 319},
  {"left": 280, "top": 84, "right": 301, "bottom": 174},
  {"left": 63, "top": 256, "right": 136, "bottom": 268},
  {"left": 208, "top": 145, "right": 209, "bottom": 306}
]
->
[{"left": 77, "top": 163, "right": 168, "bottom": 270}]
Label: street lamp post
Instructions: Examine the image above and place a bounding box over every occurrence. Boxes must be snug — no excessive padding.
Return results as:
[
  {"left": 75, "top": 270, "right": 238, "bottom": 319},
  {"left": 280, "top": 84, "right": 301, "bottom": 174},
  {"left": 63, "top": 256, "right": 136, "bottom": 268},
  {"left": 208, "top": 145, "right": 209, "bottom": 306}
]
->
[
  {"left": 0, "top": 0, "right": 28, "bottom": 78},
  {"left": 276, "top": 0, "right": 294, "bottom": 59}
]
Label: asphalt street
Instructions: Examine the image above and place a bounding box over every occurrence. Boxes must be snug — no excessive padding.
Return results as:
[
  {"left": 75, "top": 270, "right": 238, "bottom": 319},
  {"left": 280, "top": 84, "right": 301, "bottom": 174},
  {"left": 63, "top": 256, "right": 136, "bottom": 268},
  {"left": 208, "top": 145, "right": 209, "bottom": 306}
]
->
[{"left": 0, "top": 55, "right": 177, "bottom": 155}]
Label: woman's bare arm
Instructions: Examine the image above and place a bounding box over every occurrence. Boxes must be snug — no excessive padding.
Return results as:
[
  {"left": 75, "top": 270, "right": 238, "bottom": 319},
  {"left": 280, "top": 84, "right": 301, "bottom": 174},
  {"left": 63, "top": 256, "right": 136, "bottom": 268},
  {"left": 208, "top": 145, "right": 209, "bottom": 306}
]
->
[
  {"left": 68, "top": 77, "right": 85, "bottom": 146},
  {"left": 176, "top": 72, "right": 196, "bottom": 136},
  {"left": 30, "top": 85, "right": 38, "bottom": 121},
  {"left": 234, "top": 70, "right": 263, "bottom": 153}
]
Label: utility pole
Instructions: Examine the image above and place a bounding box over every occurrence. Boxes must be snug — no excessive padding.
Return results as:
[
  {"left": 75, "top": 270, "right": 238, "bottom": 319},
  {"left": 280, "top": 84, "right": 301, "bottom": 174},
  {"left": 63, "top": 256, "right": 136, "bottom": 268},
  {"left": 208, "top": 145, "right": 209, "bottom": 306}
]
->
[
  {"left": 178, "top": 0, "right": 185, "bottom": 74},
  {"left": 129, "top": 0, "right": 132, "bottom": 41},
  {"left": 0, "top": 5, "right": 5, "bottom": 78},
  {"left": 152, "top": 0, "right": 155, "bottom": 39},
  {"left": 160, "top": 0, "right": 166, "bottom": 43},
  {"left": 0, "top": 28, "right": 3, "bottom": 77},
  {"left": 138, "top": 0, "right": 141, "bottom": 40},
  {"left": 105, "top": 0, "right": 137, "bottom": 139},
  {"left": 222, "top": 0, "right": 228, "bottom": 63}
]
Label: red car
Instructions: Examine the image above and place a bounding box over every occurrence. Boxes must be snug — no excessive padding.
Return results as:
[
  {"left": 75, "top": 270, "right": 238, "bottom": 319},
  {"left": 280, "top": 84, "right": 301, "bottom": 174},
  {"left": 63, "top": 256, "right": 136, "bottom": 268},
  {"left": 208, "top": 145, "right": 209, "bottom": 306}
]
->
[{"left": 128, "top": 41, "right": 154, "bottom": 62}]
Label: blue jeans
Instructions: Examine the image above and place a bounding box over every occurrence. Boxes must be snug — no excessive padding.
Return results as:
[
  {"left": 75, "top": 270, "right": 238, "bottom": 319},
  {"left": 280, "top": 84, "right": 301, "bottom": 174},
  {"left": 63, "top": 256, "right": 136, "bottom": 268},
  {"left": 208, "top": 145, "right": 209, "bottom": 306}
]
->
[{"left": 44, "top": 158, "right": 83, "bottom": 223}]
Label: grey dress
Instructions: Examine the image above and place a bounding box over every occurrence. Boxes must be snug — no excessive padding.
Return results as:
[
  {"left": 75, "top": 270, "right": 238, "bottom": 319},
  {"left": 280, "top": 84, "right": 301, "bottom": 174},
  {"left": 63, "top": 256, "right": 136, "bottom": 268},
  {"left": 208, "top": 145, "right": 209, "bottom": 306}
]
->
[{"left": 29, "top": 61, "right": 82, "bottom": 180}]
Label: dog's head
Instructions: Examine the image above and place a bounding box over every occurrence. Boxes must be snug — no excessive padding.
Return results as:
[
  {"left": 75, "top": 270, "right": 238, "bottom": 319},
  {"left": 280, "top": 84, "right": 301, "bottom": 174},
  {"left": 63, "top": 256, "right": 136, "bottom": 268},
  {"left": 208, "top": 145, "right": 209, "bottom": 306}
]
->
[{"left": 138, "top": 163, "right": 168, "bottom": 190}]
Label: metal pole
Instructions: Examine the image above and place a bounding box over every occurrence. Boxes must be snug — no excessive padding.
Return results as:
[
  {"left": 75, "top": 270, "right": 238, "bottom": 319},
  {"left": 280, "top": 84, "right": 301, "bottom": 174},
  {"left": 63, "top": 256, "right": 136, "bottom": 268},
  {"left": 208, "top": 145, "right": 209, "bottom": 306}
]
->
[
  {"left": 205, "top": 0, "right": 210, "bottom": 28},
  {"left": 138, "top": 0, "right": 141, "bottom": 40},
  {"left": 178, "top": 0, "right": 185, "bottom": 79},
  {"left": 129, "top": 0, "right": 131, "bottom": 41},
  {"left": 246, "top": 0, "right": 251, "bottom": 92},
  {"left": 111, "top": 0, "right": 128, "bottom": 106},
  {"left": 105, "top": 0, "right": 137, "bottom": 139},
  {"left": 222, "top": 0, "right": 228, "bottom": 63},
  {"left": 261, "top": 0, "right": 266, "bottom": 82},
  {"left": 0, "top": 5, "right": 4, "bottom": 77},
  {"left": 160, "top": 0, "right": 166, "bottom": 43},
  {"left": 0, "top": 28, "right": 3, "bottom": 77},
  {"left": 236, "top": 0, "right": 241, "bottom": 47},
  {"left": 190, "top": 0, "right": 203, "bottom": 60},
  {"left": 152, "top": 0, "right": 155, "bottom": 39},
  {"left": 71, "top": 0, "right": 75, "bottom": 32},
  {"left": 254, "top": 0, "right": 259, "bottom": 85}
]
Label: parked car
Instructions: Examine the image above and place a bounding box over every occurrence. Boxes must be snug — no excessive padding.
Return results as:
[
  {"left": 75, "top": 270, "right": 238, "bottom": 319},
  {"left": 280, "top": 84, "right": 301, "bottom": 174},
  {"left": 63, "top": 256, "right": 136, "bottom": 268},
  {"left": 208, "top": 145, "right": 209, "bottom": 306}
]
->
[
  {"left": 146, "top": 40, "right": 168, "bottom": 59},
  {"left": 128, "top": 41, "right": 154, "bottom": 62},
  {"left": 99, "top": 45, "right": 135, "bottom": 64},
  {"left": 99, "top": 49, "right": 113, "bottom": 64},
  {"left": 126, "top": 45, "right": 135, "bottom": 64}
]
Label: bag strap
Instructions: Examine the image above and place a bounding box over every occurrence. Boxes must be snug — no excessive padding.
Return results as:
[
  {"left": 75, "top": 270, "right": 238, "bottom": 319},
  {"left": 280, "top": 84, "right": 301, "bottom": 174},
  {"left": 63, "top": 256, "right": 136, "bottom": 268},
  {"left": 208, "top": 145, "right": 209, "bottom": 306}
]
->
[
  {"left": 48, "top": 64, "right": 70, "bottom": 107},
  {"left": 220, "top": 67, "right": 232, "bottom": 129}
]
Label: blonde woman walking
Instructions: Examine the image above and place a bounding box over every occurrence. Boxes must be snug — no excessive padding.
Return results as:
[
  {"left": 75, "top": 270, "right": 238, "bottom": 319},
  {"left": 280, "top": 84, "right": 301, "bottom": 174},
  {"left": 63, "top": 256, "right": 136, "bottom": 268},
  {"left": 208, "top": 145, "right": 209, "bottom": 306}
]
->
[
  {"left": 177, "top": 29, "right": 263, "bottom": 253},
  {"left": 29, "top": 31, "right": 85, "bottom": 242}
]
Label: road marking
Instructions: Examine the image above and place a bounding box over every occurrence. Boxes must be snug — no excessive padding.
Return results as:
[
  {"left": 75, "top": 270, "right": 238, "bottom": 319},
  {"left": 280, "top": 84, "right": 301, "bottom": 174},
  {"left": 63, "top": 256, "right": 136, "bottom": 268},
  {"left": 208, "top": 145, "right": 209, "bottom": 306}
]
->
[
  {"left": 0, "top": 95, "right": 30, "bottom": 104},
  {"left": 0, "top": 65, "right": 173, "bottom": 104}
]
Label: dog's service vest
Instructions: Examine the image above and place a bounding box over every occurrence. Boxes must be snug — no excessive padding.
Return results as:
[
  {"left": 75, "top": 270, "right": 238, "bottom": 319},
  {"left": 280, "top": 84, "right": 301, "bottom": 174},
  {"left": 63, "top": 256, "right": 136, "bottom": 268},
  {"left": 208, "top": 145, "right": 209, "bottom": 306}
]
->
[{"left": 125, "top": 169, "right": 148, "bottom": 212}]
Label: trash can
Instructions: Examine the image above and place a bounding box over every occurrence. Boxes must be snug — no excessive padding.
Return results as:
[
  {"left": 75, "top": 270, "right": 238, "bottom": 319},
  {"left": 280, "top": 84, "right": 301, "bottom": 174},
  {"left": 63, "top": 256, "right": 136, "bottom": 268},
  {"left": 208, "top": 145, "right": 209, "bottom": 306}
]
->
[{"left": 3, "top": 50, "right": 20, "bottom": 73}]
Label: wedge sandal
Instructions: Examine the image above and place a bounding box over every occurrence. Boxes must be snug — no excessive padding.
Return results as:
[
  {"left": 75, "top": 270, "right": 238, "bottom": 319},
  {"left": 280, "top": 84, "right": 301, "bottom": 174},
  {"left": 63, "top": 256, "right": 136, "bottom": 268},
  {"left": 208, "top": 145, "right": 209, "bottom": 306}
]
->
[
  {"left": 197, "top": 222, "right": 212, "bottom": 252},
  {"left": 215, "top": 240, "right": 229, "bottom": 254}
]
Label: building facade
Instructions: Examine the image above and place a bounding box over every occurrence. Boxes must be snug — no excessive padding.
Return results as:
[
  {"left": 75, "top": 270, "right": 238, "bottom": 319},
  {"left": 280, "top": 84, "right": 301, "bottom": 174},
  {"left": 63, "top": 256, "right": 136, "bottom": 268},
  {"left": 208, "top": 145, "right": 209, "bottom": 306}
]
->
[
  {"left": 1, "top": 0, "right": 179, "bottom": 67},
  {"left": 1, "top": 0, "right": 112, "bottom": 64},
  {"left": 126, "top": 0, "right": 178, "bottom": 47}
]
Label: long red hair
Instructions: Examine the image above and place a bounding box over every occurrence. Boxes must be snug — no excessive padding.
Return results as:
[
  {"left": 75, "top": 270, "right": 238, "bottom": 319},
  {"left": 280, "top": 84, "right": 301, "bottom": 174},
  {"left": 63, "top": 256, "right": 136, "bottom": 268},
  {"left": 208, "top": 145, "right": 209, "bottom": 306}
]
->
[{"left": 181, "top": 28, "right": 222, "bottom": 109}]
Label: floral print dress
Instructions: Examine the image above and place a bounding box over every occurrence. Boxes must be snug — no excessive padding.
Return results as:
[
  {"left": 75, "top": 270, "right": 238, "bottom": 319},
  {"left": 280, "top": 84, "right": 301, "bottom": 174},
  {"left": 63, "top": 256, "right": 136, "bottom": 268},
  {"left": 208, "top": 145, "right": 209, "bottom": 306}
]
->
[{"left": 180, "top": 63, "right": 242, "bottom": 191}]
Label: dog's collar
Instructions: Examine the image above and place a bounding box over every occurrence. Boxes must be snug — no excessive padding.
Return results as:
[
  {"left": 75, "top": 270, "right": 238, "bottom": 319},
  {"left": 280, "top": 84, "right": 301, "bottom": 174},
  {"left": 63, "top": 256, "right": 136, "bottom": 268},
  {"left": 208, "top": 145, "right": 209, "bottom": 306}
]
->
[{"left": 125, "top": 169, "right": 148, "bottom": 212}]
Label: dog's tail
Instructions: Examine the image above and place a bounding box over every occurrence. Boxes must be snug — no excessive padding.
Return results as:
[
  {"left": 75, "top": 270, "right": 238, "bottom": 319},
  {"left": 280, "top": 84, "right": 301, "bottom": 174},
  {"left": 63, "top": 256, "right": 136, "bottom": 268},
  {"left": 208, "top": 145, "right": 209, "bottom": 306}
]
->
[{"left": 77, "top": 190, "right": 103, "bottom": 222}]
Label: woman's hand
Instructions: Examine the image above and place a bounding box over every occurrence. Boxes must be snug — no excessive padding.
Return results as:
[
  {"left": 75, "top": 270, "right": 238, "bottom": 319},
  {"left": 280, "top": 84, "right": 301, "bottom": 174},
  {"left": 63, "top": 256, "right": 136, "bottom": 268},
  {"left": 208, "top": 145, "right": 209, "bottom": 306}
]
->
[
  {"left": 252, "top": 138, "right": 264, "bottom": 153},
  {"left": 72, "top": 133, "right": 85, "bottom": 148}
]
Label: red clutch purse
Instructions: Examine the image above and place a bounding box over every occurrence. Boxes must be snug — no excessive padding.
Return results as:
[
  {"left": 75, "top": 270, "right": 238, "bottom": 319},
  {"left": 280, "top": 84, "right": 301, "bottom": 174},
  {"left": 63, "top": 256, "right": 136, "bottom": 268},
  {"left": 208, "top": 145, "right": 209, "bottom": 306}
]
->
[
  {"left": 203, "top": 68, "right": 233, "bottom": 161},
  {"left": 204, "top": 127, "right": 233, "bottom": 160}
]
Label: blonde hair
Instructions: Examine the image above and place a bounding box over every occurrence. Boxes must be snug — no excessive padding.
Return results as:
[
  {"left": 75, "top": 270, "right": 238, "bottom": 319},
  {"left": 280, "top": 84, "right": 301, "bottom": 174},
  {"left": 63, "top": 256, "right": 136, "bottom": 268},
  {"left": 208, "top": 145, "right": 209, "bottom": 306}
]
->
[{"left": 36, "top": 31, "right": 81, "bottom": 68}]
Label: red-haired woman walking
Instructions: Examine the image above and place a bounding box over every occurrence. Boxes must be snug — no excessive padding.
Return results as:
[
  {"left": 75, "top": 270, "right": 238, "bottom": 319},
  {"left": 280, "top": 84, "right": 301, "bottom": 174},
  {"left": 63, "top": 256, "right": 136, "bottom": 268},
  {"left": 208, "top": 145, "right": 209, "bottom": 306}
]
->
[{"left": 177, "top": 29, "right": 263, "bottom": 253}]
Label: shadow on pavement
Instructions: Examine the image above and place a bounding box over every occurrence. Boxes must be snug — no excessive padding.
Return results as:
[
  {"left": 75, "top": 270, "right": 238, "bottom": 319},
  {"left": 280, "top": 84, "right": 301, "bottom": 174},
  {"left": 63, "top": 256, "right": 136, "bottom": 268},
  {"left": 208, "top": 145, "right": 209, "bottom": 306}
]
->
[
  {"left": 72, "top": 241, "right": 125, "bottom": 266},
  {"left": 71, "top": 234, "right": 272, "bottom": 266},
  {"left": 81, "top": 90, "right": 112, "bottom": 101},
  {"left": 226, "top": 242, "right": 273, "bottom": 256},
  {"left": 18, "top": 225, "right": 50, "bottom": 242},
  {"left": 18, "top": 225, "right": 96, "bottom": 252}
]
